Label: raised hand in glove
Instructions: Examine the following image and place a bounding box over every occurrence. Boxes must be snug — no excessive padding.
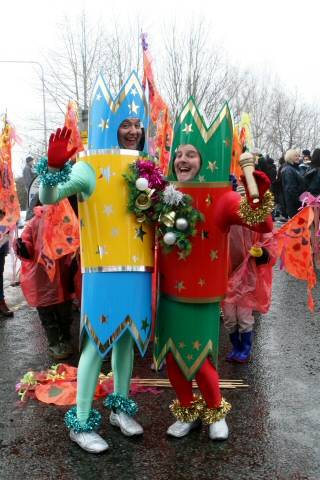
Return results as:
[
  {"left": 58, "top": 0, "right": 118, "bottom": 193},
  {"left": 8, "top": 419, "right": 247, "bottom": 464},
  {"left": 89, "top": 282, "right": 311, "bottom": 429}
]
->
[
  {"left": 48, "top": 126, "right": 77, "bottom": 169},
  {"left": 240, "top": 170, "right": 271, "bottom": 209}
]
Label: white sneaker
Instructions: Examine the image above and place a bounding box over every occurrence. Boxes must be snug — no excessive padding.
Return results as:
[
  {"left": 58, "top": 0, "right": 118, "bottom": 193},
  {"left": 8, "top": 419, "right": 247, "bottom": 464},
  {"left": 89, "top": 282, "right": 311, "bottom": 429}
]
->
[
  {"left": 109, "top": 411, "right": 143, "bottom": 436},
  {"left": 166, "top": 419, "right": 201, "bottom": 438},
  {"left": 69, "top": 429, "right": 109, "bottom": 453},
  {"left": 208, "top": 418, "right": 229, "bottom": 440}
]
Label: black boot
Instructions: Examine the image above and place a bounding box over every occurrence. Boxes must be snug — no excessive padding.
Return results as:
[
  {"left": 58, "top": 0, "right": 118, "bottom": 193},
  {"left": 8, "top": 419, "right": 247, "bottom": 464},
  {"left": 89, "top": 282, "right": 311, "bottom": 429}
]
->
[{"left": 0, "top": 300, "right": 14, "bottom": 318}]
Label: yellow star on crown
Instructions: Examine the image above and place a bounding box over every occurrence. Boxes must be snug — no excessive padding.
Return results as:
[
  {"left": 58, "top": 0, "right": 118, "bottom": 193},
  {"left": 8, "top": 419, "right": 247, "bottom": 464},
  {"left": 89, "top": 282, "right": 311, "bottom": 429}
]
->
[
  {"left": 207, "top": 161, "right": 218, "bottom": 173},
  {"left": 182, "top": 123, "right": 193, "bottom": 133},
  {"left": 210, "top": 249, "right": 218, "bottom": 261}
]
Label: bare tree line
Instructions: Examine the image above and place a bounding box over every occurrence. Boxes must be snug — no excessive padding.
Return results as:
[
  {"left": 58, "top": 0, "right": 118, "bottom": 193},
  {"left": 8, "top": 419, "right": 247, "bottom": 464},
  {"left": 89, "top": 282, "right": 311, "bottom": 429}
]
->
[{"left": 27, "top": 13, "right": 320, "bottom": 161}]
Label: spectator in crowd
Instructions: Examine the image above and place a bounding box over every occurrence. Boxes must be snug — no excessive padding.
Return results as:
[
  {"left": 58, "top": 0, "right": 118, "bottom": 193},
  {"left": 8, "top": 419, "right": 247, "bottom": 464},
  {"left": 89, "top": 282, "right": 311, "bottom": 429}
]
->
[
  {"left": 22, "top": 156, "right": 36, "bottom": 193},
  {"left": 299, "top": 149, "right": 312, "bottom": 175},
  {"left": 282, "top": 149, "right": 306, "bottom": 218},
  {"left": 273, "top": 157, "right": 288, "bottom": 221},
  {"left": 304, "top": 148, "right": 320, "bottom": 196},
  {"left": 0, "top": 235, "right": 14, "bottom": 318}
]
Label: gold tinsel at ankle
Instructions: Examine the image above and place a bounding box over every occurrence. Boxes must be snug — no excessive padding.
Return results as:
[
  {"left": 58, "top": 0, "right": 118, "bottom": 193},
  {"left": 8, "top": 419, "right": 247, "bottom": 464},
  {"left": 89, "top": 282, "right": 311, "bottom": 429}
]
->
[
  {"left": 200, "top": 397, "right": 232, "bottom": 425},
  {"left": 169, "top": 395, "right": 204, "bottom": 422}
]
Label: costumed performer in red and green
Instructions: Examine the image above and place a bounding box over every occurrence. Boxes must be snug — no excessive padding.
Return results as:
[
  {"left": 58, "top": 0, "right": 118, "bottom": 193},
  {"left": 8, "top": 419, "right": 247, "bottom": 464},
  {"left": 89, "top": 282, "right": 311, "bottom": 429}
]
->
[{"left": 154, "top": 98, "right": 274, "bottom": 440}]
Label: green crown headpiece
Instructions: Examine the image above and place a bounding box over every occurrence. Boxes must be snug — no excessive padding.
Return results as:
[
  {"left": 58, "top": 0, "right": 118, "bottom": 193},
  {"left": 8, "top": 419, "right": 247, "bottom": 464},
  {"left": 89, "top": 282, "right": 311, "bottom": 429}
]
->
[{"left": 168, "top": 98, "right": 233, "bottom": 183}]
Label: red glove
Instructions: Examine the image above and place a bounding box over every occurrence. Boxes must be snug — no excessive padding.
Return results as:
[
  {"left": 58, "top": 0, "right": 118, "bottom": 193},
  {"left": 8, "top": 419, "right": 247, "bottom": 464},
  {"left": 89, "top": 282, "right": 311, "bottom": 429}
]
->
[
  {"left": 240, "top": 170, "right": 270, "bottom": 209},
  {"left": 48, "top": 126, "right": 77, "bottom": 169}
]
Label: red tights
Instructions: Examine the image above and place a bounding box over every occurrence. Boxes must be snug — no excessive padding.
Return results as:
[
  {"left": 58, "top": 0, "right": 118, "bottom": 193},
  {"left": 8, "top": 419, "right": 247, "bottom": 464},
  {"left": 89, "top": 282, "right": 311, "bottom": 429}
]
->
[{"left": 166, "top": 352, "right": 222, "bottom": 408}]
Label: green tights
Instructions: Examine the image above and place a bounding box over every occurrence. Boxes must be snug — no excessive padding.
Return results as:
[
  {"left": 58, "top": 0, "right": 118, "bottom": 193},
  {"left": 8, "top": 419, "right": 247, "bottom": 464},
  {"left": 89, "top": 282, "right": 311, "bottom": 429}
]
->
[{"left": 76, "top": 330, "right": 134, "bottom": 425}]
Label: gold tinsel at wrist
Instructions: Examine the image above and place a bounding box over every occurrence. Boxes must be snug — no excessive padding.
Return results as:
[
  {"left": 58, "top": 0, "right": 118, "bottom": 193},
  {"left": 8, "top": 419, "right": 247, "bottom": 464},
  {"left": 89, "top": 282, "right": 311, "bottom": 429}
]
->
[
  {"left": 200, "top": 397, "right": 232, "bottom": 425},
  {"left": 169, "top": 395, "right": 204, "bottom": 422},
  {"left": 239, "top": 190, "right": 274, "bottom": 226}
]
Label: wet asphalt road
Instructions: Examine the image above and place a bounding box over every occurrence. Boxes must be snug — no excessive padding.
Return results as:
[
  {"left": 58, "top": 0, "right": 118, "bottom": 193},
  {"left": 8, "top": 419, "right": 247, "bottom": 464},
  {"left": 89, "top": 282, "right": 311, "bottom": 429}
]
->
[{"left": 0, "top": 256, "right": 319, "bottom": 480}]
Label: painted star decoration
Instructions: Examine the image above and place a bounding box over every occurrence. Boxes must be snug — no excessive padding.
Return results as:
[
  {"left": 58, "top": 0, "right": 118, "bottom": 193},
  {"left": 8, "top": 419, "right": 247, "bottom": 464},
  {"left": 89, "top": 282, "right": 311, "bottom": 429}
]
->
[
  {"left": 178, "top": 341, "right": 186, "bottom": 349},
  {"left": 182, "top": 123, "right": 193, "bottom": 133},
  {"left": 111, "top": 227, "right": 119, "bottom": 237},
  {"left": 141, "top": 318, "right": 150, "bottom": 333},
  {"left": 96, "top": 92, "right": 102, "bottom": 101},
  {"left": 198, "top": 175, "right": 205, "bottom": 183},
  {"left": 96, "top": 245, "right": 108, "bottom": 256},
  {"left": 175, "top": 281, "right": 186, "bottom": 292},
  {"left": 98, "top": 118, "right": 109, "bottom": 130},
  {"left": 103, "top": 205, "right": 113, "bottom": 216},
  {"left": 128, "top": 100, "right": 139, "bottom": 115},
  {"left": 210, "top": 249, "right": 218, "bottom": 261},
  {"left": 130, "top": 87, "right": 138, "bottom": 96},
  {"left": 198, "top": 278, "right": 206, "bottom": 287},
  {"left": 193, "top": 340, "right": 201, "bottom": 351},
  {"left": 207, "top": 161, "right": 218, "bottom": 173},
  {"left": 135, "top": 226, "right": 147, "bottom": 242}
]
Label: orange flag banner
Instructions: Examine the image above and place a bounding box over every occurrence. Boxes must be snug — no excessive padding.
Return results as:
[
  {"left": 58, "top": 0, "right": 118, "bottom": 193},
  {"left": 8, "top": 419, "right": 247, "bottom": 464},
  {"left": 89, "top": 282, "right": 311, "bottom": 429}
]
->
[
  {"left": 38, "top": 199, "right": 80, "bottom": 282},
  {"left": 275, "top": 206, "right": 316, "bottom": 311},
  {"left": 230, "top": 127, "right": 243, "bottom": 179},
  {"left": 0, "top": 117, "right": 21, "bottom": 241},
  {"left": 64, "top": 100, "right": 84, "bottom": 159},
  {"left": 141, "top": 33, "right": 172, "bottom": 174}
]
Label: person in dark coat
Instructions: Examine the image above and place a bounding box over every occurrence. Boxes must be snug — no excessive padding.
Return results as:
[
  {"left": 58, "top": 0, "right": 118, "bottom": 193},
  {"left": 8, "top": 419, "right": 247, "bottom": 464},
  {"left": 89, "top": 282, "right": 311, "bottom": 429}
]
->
[
  {"left": 281, "top": 149, "right": 306, "bottom": 218},
  {"left": 0, "top": 239, "right": 14, "bottom": 318},
  {"left": 304, "top": 148, "right": 320, "bottom": 196}
]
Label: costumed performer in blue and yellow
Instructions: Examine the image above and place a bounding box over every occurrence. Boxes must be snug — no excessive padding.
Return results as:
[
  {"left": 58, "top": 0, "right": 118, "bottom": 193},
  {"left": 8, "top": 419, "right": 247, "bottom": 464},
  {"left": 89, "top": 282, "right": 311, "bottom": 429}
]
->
[{"left": 38, "top": 72, "right": 154, "bottom": 453}]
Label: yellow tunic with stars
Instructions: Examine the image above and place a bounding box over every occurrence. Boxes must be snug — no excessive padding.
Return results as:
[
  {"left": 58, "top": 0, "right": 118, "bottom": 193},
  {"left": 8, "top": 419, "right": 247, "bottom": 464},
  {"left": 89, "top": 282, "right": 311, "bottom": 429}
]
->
[{"left": 42, "top": 150, "right": 154, "bottom": 358}]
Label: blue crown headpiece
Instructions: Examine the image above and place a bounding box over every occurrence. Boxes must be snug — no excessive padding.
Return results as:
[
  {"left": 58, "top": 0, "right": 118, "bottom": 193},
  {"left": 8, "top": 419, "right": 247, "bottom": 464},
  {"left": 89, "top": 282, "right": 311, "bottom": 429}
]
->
[{"left": 88, "top": 71, "right": 148, "bottom": 150}]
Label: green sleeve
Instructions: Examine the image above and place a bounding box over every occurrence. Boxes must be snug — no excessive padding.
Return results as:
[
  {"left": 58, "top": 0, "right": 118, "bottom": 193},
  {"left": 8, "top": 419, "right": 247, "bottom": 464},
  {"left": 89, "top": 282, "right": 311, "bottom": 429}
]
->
[{"left": 39, "top": 160, "right": 96, "bottom": 204}]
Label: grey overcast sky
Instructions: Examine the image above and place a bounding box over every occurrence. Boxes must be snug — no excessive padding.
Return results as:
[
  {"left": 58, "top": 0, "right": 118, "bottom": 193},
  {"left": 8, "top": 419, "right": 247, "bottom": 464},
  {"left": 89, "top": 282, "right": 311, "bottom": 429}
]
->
[{"left": 1, "top": 0, "right": 319, "bottom": 173}]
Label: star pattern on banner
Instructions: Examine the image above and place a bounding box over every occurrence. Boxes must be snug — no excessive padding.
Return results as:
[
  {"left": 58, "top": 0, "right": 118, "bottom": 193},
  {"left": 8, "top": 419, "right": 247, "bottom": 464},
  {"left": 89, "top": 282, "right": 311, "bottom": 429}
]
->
[
  {"left": 193, "top": 340, "right": 201, "bottom": 351},
  {"left": 128, "top": 100, "right": 139, "bottom": 114},
  {"left": 201, "top": 230, "right": 209, "bottom": 240},
  {"left": 179, "top": 341, "right": 186, "bottom": 349},
  {"left": 103, "top": 205, "right": 113, "bottom": 216},
  {"left": 198, "top": 175, "right": 205, "bottom": 183},
  {"left": 98, "top": 119, "right": 109, "bottom": 130},
  {"left": 182, "top": 123, "right": 193, "bottom": 133},
  {"left": 100, "top": 315, "right": 109, "bottom": 324},
  {"left": 141, "top": 318, "right": 150, "bottom": 332},
  {"left": 175, "top": 281, "right": 186, "bottom": 292},
  {"left": 207, "top": 161, "right": 218, "bottom": 173},
  {"left": 198, "top": 278, "right": 206, "bottom": 287},
  {"left": 210, "top": 249, "right": 218, "bottom": 261},
  {"left": 130, "top": 87, "right": 138, "bottom": 96},
  {"left": 135, "top": 225, "right": 147, "bottom": 242}
]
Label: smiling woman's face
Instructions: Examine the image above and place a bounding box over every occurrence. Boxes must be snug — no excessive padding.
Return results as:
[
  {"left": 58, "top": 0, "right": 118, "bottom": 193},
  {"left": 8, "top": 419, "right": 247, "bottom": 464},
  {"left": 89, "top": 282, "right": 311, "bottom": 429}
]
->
[
  {"left": 117, "top": 118, "right": 142, "bottom": 149},
  {"left": 174, "top": 144, "right": 201, "bottom": 181}
]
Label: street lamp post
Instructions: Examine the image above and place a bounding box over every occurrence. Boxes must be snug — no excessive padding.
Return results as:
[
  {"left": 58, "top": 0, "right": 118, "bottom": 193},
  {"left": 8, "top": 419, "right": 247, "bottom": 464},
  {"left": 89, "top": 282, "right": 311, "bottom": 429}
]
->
[{"left": 0, "top": 60, "right": 48, "bottom": 151}]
